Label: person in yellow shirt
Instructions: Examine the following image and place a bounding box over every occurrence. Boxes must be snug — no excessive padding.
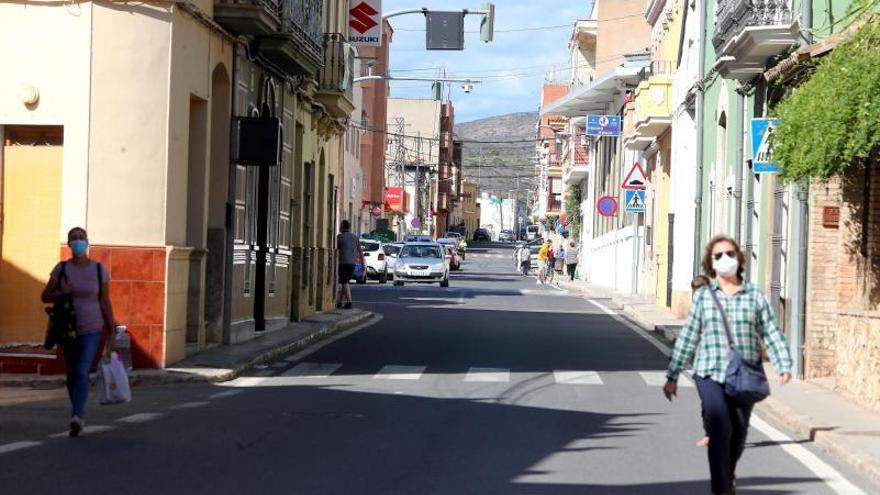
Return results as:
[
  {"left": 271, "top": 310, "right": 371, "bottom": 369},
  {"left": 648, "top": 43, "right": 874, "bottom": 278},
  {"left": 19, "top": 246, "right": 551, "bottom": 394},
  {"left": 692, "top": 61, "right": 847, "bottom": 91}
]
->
[{"left": 536, "top": 240, "right": 552, "bottom": 284}]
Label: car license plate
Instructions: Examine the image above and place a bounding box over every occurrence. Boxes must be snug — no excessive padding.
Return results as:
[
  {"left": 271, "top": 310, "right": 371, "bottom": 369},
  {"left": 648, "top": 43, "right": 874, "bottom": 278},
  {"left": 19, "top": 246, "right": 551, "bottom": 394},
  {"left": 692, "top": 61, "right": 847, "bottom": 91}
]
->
[{"left": 412, "top": 270, "right": 430, "bottom": 277}]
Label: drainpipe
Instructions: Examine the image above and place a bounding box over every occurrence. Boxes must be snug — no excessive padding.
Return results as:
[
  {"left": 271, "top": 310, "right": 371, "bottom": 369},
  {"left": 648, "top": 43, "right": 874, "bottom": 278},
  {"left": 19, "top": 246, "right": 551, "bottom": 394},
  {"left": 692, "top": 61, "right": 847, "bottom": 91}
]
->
[
  {"left": 693, "top": 0, "right": 709, "bottom": 276},
  {"left": 734, "top": 86, "right": 744, "bottom": 242},
  {"left": 221, "top": 45, "right": 240, "bottom": 345},
  {"left": 785, "top": 0, "right": 814, "bottom": 378}
]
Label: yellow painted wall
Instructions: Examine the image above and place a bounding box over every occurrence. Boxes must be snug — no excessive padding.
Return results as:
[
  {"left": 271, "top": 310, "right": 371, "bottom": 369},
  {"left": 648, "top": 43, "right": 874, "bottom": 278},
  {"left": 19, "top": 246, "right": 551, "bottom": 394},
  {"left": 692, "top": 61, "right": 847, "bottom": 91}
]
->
[
  {"left": 0, "top": 145, "right": 63, "bottom": 343},
  {"left": 654, "top": 132, "right": 672, "bottom": 306},
  {"left": 0, "top": 3, "right": 92, "bottom": 241}
]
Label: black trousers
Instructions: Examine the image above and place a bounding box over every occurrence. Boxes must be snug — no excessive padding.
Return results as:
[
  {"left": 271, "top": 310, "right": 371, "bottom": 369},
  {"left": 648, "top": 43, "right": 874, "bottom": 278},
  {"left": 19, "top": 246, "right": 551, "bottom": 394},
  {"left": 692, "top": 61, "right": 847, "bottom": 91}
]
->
[
  {"left": 695, "top": 376, "right": 753, "bottom": 494},
  {"left": 566, "top": 263, "right": 577, "bottom": 281}
]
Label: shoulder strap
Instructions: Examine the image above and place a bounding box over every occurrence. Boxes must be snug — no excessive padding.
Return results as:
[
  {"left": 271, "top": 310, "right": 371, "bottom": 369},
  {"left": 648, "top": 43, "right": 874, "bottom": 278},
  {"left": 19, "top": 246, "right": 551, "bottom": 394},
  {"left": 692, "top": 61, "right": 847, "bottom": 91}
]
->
[
  {"left": 95, "top": 262, "right": 104, "bottom": 299},
  {"left": 706, "top": 286, "right": 736, "bottom": 350},
  {"left": 59, "top": 262, "right": 68, "bottom": 282}
]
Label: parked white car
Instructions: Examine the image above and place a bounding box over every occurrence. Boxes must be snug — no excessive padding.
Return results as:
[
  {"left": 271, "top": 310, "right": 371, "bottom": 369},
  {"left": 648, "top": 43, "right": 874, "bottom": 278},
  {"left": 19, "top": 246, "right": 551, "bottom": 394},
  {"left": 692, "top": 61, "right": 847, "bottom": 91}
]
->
[
  {"left": 360, "top": 239, "right": 388, "bottom": 283},
  {"left": 382, "top": 243, "right": 404, "bottom": 279},
  {"left": 392, "top": 243, "right": 450, "bottom": 287}
]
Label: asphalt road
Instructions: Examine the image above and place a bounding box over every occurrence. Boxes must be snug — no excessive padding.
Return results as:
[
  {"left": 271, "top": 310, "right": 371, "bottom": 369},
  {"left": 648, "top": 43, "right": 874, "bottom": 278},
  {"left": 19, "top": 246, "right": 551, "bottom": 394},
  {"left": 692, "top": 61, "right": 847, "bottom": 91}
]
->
[{"left": 1, "top": 242, "right": 875, "bottom": 494}]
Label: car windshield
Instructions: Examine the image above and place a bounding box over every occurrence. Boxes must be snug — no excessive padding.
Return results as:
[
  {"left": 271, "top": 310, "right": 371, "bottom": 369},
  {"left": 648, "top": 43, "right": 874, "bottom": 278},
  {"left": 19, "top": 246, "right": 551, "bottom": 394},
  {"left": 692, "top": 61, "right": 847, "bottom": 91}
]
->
[
  {"left": 383, "top": 245, "right": 402, "bottom": 256},
  {"left": 437, "top": 238, "right": 455, "bottom": 245},
  {"left": 360, "top": 242, "right": 380, "bottom": 252},
  {"left": 401, "top": 245, "right": 443, "bottom": 259}
]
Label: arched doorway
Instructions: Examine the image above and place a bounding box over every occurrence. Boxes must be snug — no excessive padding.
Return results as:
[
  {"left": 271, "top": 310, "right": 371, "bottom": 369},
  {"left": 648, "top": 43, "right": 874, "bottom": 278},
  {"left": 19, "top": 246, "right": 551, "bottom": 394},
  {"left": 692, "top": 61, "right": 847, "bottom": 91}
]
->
[{"left": 205, "top": 63, "right": 231, "bottom": 344}]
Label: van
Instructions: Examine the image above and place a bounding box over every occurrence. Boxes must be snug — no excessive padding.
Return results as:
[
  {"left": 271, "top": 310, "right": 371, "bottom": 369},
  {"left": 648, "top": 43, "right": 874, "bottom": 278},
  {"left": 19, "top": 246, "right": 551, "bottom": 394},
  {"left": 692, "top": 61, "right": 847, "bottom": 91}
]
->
[{"left": 526, "top": 224, "right": 540, "bottom": 240}]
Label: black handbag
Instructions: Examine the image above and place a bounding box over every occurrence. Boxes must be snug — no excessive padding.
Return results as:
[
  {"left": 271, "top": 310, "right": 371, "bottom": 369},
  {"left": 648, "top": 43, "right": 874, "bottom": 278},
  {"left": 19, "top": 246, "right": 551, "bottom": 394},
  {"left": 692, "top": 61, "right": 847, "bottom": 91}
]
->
[
  {"left": 44, "top": 262, "right": 77, "bottom": 350},
  {"left": 707, "top": 287, "right": 770, "bottom": 404}
]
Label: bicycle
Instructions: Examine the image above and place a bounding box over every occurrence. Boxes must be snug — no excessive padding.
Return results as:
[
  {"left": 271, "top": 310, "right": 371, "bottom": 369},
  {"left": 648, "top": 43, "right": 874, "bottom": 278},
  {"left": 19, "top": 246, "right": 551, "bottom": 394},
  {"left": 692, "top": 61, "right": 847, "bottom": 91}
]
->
[{"left": 541, "top": 260, "right": 555, "bottom": 284}]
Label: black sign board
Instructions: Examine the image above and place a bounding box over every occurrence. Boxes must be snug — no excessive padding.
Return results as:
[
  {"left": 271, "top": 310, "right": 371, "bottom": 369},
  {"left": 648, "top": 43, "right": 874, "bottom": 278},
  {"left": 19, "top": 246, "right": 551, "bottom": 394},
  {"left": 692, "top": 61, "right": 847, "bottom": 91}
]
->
[{"left": 234, "top": 117, "right": 280, "bottom": 166}]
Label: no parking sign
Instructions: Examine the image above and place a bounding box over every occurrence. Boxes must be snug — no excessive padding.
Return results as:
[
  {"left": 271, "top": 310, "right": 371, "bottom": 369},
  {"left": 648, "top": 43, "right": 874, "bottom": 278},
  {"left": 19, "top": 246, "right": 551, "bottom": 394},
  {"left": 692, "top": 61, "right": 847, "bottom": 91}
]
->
[{"left": 597, "top": 195, "right": 618, "bottom": 217}]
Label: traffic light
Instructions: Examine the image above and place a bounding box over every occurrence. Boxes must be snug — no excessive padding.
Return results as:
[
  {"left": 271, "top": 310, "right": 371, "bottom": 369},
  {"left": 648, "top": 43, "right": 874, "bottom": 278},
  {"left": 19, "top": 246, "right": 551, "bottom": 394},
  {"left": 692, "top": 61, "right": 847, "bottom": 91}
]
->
[{"left": 480, "top": 2, "right": 495, "bottom": 43}]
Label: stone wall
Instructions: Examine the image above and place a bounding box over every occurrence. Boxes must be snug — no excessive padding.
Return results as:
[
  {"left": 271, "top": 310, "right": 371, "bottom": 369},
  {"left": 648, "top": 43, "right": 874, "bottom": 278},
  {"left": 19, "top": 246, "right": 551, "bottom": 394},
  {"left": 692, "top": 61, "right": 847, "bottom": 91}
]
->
[{"left": 806, "top": 163, "right": 880, "bottom": 411}]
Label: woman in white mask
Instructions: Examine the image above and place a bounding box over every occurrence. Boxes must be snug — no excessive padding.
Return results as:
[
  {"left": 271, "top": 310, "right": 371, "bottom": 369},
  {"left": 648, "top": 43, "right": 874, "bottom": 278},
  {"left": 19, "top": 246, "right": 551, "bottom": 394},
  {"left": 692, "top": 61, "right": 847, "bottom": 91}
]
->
[{"left": 663, "top": 235, "right": 792, "bottom": 495}]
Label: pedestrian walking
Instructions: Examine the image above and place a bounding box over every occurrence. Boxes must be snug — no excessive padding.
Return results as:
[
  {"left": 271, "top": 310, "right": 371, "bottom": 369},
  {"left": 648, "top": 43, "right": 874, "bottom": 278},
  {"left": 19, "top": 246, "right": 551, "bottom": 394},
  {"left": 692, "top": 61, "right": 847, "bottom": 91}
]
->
[
  {"left": 517, "top": 243, "right": 531, "bottom": 277},
  {"left": 41, "top": 227, "right": 118, "bottom": 437},
  {"left": 336, "top": 220, "right": 363, "bottom": 309},
  {"left": 564, "top": 240, "right": 579, "bottom": 281},
  {"left": 690, "top": 274, "right": 711, "bottom": 448},
  {"left": 664, "top": 235, "right": 792, "bottom": 495},
  {"left": 536, "top": 239, "right": 551, "bottom": 284}
]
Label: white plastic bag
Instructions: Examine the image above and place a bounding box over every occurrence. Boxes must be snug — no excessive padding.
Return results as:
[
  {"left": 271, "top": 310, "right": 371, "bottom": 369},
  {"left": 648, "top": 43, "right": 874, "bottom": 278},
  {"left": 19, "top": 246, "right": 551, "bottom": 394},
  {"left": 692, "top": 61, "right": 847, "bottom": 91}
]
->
[{"left": 97, "top": 352, "right": 132, "bottom": 405}]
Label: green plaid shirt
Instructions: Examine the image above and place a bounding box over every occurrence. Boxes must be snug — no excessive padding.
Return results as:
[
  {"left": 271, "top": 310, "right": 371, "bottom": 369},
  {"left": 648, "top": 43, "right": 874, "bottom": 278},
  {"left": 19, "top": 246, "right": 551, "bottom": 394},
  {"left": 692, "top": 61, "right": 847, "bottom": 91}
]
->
[{"left": 666, "top": 282, "right": 792, "bottom": 383}]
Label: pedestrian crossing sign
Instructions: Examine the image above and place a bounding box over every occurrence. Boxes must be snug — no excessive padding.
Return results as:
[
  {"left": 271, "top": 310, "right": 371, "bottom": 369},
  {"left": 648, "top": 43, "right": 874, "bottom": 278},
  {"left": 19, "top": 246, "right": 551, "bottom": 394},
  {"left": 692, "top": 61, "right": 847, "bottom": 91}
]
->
[
  {"left": 751, "top": 118, "right": 781, "bottom": 174},
  {"left": 624, "top": 189, "right": 646, "bottom": 213}
]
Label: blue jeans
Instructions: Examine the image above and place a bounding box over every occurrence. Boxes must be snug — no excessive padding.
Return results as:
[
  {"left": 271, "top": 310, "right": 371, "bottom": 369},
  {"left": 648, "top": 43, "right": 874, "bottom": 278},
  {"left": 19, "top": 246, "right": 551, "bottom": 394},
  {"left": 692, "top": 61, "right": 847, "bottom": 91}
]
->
[
  {"left": 62, "top": 332, "right": 102, "bottom": 418},
  {"left": 695, "top": 376, "right": 753, "bottom": 494}
]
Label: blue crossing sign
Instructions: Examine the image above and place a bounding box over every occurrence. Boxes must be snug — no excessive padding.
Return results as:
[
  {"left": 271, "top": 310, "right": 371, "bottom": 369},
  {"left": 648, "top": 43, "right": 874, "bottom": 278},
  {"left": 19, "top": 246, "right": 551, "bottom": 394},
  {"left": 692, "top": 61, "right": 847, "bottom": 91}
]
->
[
  {"left": 587, "top": 115, "right": 621, "bottom": 137},
  {"left": 751, "top": 118, "right": 780, "bottom": 174},
  {"left": 624, "top": 190, "right": 646, "bottom": 213}
]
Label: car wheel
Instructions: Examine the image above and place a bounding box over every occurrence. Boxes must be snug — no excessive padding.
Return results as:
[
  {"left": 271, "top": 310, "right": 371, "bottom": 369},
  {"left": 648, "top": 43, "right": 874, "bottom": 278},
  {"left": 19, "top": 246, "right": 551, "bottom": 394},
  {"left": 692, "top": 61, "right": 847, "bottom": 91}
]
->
[
  {"left": 440, "top": 278, "right": 449, "bottom": 288},
  {"left": 393, "top": 281, "right": 404, "bottom": 287},
  {"left": 357, "top": 275, "right": 367, "bottom": 285},
  {"left": 379, "top": 270, "right": 388, "bottom": 284}
]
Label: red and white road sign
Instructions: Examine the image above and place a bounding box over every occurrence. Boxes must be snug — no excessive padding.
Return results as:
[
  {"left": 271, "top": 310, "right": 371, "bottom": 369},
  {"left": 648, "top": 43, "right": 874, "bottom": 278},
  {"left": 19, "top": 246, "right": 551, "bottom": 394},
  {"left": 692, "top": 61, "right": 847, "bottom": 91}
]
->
[
  {"left": 621, "top": 161, "right": 647, "bottom": 190},
  {"left": 349, "top": 0, "right": 382, "bottom": 46}
]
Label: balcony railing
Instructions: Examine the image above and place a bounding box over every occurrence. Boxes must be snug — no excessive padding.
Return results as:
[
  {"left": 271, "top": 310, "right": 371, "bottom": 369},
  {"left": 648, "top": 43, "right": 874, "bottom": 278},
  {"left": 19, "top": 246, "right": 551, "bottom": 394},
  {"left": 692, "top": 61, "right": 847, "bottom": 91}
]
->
[
  {"left": 319, "top": 33, "right": 353, "bottom": 101},
  {"left": 283, "top": 0, "right": 323, "bottom": 62},
  {"left": 713, "top": 0, "right": 794, "bottom": 52}
]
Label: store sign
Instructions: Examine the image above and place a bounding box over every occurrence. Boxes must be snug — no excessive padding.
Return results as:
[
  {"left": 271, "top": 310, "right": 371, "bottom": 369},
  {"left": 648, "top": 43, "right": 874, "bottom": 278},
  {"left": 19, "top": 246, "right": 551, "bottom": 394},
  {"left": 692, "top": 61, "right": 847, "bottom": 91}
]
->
[
  {"left": 349, "top": 0, "right": 382, "bottom": 46},
  {"left": 587, "top": 115, "right": 621, "bottom": 137},
  {"left": 385, "top": 187, "right": 403, "bottom": 211}
]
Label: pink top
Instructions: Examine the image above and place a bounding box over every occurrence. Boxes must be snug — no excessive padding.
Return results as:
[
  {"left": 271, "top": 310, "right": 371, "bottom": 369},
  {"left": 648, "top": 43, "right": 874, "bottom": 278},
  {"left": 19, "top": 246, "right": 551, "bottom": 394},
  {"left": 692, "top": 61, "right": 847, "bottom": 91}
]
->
[{"left": 50, "top": 261, "right": 110, "bottom": 335}]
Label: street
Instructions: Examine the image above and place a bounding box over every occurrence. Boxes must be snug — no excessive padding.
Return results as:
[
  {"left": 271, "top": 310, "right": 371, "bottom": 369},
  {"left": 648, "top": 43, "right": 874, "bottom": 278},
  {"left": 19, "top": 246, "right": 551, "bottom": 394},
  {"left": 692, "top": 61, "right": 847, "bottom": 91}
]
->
[{"left": 0, "top": 243, "right": 874, "bottom": 494}]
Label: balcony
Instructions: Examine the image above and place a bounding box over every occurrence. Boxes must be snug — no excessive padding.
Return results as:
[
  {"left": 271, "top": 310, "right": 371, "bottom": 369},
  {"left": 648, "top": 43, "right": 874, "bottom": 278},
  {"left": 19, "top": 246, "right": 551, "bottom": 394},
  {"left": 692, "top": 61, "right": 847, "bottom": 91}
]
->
[
  {"left": 316, "top": 33, "right": 355, "bottom": 119},
  {"left": 712, "top": 0, "right": 799, "bottom": 80},
  {"left": 562, "top": 136, "right": 589, "bottom": 185},
  {"left": 627, "top": 75, "right": 673, "bottom": 149},
  {"left": 214, "top": 0, "right": 324, "bottom": 76}
]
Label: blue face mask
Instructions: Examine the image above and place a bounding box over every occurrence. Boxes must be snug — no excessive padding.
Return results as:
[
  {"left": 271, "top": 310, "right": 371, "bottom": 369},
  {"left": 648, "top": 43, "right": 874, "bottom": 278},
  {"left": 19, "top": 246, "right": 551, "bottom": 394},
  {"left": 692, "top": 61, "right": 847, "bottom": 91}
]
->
[{"left": 70, "top": 240, "right": 89, "bottom": 257}]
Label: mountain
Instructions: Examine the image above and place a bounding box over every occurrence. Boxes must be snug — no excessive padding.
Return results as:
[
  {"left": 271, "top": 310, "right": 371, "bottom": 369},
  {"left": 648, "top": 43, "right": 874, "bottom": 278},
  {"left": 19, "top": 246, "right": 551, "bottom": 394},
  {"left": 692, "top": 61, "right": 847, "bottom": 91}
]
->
[{"left": 454, "top": 111, "right": 538, "bottom": 198}]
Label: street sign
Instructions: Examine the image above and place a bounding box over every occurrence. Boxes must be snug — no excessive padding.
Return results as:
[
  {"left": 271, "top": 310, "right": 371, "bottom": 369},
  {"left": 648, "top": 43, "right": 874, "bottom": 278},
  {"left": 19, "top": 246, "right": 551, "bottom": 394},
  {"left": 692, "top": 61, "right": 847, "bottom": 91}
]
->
[
  {"left": 597, "top": 195, "right": 618, "bottom": 217},
  {"left": 751, "top": 118, "right": 781, "bottom": 174},
  {"left": 426, "top": 11, "right": 465, "bottom": 51},
  {"left": 411, "top": 217, "right": 421, "bottom": 229},
  {"left": 621, "top": 162, "right": 647, "bottom": 190},
  {"left": 587, "top": 115, "right": 621, "bottom": 137},
  {"left": 370, "top": 206, "right": 382, "bottom": 217},
  {"left": 624, "top": 190, "right": 646, "bottom": 213},
  {"left": 349, "top": 0, "right": 382, "bottom": 46}
]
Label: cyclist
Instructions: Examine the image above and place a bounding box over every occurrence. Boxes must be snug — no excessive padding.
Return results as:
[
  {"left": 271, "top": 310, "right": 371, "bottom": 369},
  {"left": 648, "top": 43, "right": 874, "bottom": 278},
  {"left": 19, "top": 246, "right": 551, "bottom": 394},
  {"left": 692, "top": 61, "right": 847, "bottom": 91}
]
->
[{"left": 536, "top": 239, "right": 552, "bottom": 285}]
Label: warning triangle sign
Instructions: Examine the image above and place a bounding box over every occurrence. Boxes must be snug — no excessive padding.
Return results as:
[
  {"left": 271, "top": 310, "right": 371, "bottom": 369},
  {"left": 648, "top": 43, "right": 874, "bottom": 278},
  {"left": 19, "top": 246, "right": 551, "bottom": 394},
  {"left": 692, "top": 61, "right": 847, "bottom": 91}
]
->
[{"left": 622, "top": 162, "right": 647, "bottom": 190}]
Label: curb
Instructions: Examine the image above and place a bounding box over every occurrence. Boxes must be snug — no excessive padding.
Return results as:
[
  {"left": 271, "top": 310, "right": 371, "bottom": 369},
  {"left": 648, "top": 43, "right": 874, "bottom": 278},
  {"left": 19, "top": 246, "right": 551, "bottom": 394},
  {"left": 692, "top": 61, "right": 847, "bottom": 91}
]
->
[{"left": 0, "top": 311, "right": 375, "bottom": 389}]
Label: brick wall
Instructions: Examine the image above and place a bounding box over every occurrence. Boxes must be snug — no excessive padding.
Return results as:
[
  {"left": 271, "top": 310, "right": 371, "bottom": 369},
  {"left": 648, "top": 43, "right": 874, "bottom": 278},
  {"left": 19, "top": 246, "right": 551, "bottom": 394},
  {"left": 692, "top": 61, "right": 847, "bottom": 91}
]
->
[{"left": 806, "top": 164, "right": 880, "bottom": 411}]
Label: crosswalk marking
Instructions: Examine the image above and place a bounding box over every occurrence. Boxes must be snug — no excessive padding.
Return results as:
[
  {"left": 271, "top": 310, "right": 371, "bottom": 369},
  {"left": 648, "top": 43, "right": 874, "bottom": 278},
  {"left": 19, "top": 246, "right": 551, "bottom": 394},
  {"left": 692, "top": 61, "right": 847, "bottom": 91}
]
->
[
  {"left": 374, "top": 365, "right": 425, "bottom": 380},
  {"left": 170, "top": 401, "right": 211, "bottom": 410},
  {"left": 0, "top": 441, "right": 42, "bottom": 455},
  {"left": 50, "top": 425, "right": 116, "bottom": 438},
  {"left": 209, "top": 390, "right": 243, "bottom": 399},
  {"left": 283, "top": 362, "right": 342, "bottom": 378},
  {"left": 117, "top": 412, "right": 165, "bottom": 424},
  {"left": 638, "top": 371, "right": 694, "bottom": 387},
  {"left": 464, "top": 367, "right": 510, "bottom": 383},
  {"left": 554, "top": 371, "right": 603, "bottom": 385}
]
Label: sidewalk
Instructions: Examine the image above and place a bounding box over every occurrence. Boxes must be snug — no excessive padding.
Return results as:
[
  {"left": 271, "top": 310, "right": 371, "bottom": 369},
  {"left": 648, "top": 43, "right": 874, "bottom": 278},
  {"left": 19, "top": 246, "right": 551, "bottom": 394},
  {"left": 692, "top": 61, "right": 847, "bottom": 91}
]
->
[
  {"left": 0, "top": 309, "right": 375, "bottom": 389},
  {"left": 557, "top": 276, "right": 880, "bottom": 487}
]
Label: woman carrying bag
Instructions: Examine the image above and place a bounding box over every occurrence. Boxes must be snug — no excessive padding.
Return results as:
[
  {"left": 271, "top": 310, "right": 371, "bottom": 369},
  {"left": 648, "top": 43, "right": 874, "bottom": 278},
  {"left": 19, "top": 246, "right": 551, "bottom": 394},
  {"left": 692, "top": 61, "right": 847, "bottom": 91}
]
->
[
  {"left": 664, "top": 235, "right": 792, "bottom": 495},
  {"left": 41, "top": 227, "right": 118, "bottom": 437}
]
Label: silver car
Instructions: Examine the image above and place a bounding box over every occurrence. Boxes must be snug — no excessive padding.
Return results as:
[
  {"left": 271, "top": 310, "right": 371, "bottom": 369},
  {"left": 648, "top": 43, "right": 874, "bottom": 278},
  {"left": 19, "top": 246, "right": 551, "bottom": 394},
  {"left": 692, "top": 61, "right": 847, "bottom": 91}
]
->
[
  {"left": 392, "top": 243, "right": 450, "bottom": 287},
  {"left": 383, "top": 243, "right": 404, "bottom": 279}
]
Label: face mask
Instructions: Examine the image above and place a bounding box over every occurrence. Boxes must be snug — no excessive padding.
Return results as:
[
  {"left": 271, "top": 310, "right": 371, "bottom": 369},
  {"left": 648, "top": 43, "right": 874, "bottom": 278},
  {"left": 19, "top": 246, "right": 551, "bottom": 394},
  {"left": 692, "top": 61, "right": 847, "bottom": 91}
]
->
[
  {"left": 712, "top": 253, "right": 738, "bottom": 277},
  {"left": 70, "top": 240, "right": 89, "bottom": 257}
]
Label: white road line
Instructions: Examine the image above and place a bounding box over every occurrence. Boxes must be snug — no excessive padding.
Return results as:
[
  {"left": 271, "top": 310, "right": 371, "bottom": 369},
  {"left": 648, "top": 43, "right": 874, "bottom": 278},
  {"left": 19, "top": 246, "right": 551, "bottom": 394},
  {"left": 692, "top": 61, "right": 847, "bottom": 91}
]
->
[
  {"left": 554, "top": 371, "right": 604, "bottom": 385},
  {"left": 170, "top": 401, "right": 211, "bottom": 410},
  {"left": 282, "top": 362, "right": 342, "bottom": 378},
  {"left": 464, "top": 367, "right": 510, "bottom": 383},
  {"left": 116, "top": 412, "right": 165, "bottom": 424},
  {"left": 0, "top": 441, "right": 42, "bottom": 454},
  {"left": 750, "top": 416, "right": 867, "bottom": 495},
  {"left": 639, "top": 371, "right": 694, "bottom": 388},
  {"left": 374, "top": 365, "right": 425, "bottom": 380},
  {"left": 588, "top": 297, "right": 865, "bottom": 494},
  {"left": 49, "top": 425, "right": 116, "bottom": 438},
  {"left": 209, "top": 390, "right": 243, "bottom": 399}
]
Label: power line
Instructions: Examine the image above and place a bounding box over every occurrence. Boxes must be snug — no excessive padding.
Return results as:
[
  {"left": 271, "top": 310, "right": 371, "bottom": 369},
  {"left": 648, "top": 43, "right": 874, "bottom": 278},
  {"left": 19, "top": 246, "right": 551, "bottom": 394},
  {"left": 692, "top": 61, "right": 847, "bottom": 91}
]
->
[{"left": 354, "top": 122, "right": 541, "bottom": 144}]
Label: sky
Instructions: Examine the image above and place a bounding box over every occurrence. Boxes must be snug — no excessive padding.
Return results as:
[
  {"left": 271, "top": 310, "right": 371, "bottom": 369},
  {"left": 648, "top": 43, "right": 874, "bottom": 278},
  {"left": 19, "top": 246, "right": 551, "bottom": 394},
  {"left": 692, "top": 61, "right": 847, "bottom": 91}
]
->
[{"left": 383, "top": 0, "right": 596, "bottom": 124}]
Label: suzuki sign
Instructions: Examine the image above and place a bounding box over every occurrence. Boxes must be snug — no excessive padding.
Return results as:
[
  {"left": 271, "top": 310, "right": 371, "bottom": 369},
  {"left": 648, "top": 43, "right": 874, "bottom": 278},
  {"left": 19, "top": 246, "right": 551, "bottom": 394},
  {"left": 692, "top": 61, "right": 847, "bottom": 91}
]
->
[{"left": 349, "top": 0, "right": 382, "bottom": 46}]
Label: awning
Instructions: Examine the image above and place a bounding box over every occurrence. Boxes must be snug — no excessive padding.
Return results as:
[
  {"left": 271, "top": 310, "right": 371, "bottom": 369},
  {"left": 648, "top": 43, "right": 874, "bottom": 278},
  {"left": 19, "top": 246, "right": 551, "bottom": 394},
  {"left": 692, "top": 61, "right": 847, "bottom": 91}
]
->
[{"left": 539, "top": 65, "right": 645, "bottom": 117}]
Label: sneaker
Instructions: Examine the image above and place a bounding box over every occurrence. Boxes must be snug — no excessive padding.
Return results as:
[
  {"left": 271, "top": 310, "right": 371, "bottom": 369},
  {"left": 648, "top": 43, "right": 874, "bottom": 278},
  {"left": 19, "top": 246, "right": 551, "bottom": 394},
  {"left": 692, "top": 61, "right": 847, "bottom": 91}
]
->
[{"left": 69, "top": 416, "right": 84, "bottom": 437}]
